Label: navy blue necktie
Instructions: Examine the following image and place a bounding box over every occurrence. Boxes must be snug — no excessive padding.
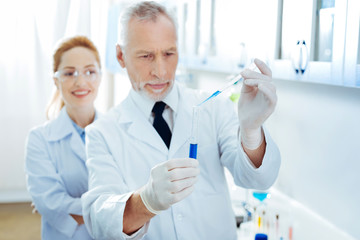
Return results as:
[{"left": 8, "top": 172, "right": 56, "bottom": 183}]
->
[{"left": 152, "top": 101, "right": 172, "bottom": 148}]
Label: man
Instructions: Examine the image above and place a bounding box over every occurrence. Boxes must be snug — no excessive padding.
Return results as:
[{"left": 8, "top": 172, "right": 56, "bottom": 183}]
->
[{"left": 82, "top": 1, "right": 280, "bottom": 239}]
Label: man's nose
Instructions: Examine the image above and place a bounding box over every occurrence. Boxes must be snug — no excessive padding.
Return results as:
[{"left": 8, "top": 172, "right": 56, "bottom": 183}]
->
[{"left": 152, "top": 57, "right": 167, "bottom": 79}]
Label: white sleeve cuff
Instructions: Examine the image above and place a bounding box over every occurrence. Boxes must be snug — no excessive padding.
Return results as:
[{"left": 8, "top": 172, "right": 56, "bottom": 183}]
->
[
  {"left": 237, "top": 126, "right": 264, "bottom": 169},
  {"left": 123, "top": 221, "right": 150, "bottom": 240}
]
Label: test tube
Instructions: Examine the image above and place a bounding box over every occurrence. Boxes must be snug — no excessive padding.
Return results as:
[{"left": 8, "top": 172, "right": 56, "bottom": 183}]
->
[{"left": 189, "top": 106, "right": 199, "bottom": 159}]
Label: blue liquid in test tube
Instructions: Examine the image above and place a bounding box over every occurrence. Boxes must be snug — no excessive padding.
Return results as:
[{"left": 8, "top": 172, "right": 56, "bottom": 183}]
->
[
  {"left": 189, "top": 106, "right": 199, "bottom": 159},
  {"left": 189, "top": 143, "right": 197, "bottom": 159}
]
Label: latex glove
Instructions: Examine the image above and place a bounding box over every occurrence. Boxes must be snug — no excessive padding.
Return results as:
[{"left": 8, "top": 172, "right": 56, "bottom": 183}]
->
[
  {"left": 238, "top": 58, "right": 277, "bottom": 149},
  {"left": 140, "top": 158, "right": 199, "bottom": 215}
]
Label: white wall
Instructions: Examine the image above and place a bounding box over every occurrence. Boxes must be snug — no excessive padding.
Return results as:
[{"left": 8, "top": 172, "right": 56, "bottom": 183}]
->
[
  {"left": 191, "top": 70, "right": 360, "bottom": 239},
  {"left": 267, "top": 79, "right": 360, "bottom": 239}
]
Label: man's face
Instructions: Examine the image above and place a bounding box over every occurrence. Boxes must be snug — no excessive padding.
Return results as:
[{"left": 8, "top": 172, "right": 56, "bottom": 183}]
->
[{"left": 117, "top": 14, "right": 178, "bottom": 101}]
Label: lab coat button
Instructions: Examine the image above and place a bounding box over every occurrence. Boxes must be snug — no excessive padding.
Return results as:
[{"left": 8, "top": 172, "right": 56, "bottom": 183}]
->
[{"left": 177, "top": 214, "right": 183, "bottom": 221}]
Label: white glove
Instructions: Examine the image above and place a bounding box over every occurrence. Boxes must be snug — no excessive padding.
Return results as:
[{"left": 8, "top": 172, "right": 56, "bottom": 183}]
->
[
  {"left": 238, "top": 58, "right": 277, "bottom": 150},
  {"left": 140, "top": 158, "right": 199, "bottom": 215}
]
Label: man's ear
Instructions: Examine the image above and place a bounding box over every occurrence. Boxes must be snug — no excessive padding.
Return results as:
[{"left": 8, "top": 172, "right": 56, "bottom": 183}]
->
[{"left": 116, "top": 44, "right": 126, "bottom": 68}]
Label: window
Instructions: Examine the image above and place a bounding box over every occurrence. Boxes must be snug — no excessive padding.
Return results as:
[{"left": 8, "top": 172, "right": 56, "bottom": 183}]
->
[{"left": 177, "top": 0, "right": 360, "bottom": 87}]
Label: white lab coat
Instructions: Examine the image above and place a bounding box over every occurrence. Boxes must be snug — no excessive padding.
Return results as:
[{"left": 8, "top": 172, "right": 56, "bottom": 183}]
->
[
  {"left": 25, "top": 107, "right": 94, "bottom": 240},
  {"left": 82, "top": 82, "right": 281, "bottom": 240}
]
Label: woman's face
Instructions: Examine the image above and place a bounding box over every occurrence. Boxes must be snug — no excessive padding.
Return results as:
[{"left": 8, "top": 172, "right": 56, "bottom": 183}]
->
[{"left": 54, "top": 46, "right": 101, "bottom": 111}]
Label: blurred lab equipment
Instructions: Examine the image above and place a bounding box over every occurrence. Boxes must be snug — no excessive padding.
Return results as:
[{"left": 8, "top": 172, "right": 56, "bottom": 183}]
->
[
  {"left": 252, "top": 191, "right": 271, "bottom": 233},
  {"left": 255, "top": 233, "right": 268, "bottom": 240},
  {"left": 291, "top": 40, "right": 308, "bottom": 74}
]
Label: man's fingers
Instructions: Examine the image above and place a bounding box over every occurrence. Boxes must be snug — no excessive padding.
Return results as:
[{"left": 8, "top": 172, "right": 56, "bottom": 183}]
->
[
  {"left": 241, "top": 69, "right": 271, "bottom": 82},
  {"left": 166, "top": 158, "right": 198, "bottom": 170},
  {"left": 171, "top": 185, "right": 195, "bottom": 204},
  {"left": 170, "top": 176, "right": 198, "bottom": 193},
  {"left": 241, "top": 59, "right": 272, "bottom": 80},
  {"left": 243, "top": 79, "right": 276, "bottom": 92},
  {"left": 254, "top": 58, "right": 272, "bottom": 77},
  {"left": 258, "top": 83, "right": 278, "bottom": 107},
  {"left": 168, "top": 167, "right": 200, "bottom": 181}
]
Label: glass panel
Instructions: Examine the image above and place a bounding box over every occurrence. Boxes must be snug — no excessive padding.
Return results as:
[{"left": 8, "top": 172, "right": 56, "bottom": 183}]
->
[
  {"left": 358, "top": 25, "right": 360, "bottom": 64},
  {"left": 280, "top": 0, "right": 313, "bottom": 60},
  {"left": 197, "top": 0, "right": 212, "bottom": 60},
  {"left": 314, "top": 0, "right": 335, "bottom": 62},
  {"left": 214, "top": 0, "right": 279, "bottom": 67},
  {"left": 357, "top": 23, "right": 360, "bottom": 86}
]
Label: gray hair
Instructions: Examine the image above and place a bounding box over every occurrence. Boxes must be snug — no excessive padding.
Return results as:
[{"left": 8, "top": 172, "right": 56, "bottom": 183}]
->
[{"left": 118, "top": 1, "right": 178, "bottom": 49}]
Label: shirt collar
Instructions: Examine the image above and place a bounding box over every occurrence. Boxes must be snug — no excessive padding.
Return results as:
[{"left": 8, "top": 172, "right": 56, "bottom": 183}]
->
[
  {"left": 71, "top": 118, "right": 85, "bottom": 134},
  {"left": 130, "top": 81, "right": 179, "bottom": 118},
  {"left": 70, "top": 111, "right": 99, "bottom": 131}
]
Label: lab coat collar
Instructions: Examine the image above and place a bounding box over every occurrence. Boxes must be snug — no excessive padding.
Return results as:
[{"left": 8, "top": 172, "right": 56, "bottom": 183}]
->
[
  {"left": 162, "top": 83, "right": 179, "bottom": 114},
  {"left": 129, "top": 90, "right": 155, "bottom": 120},
  {"left": 46, "top": 107, "right": 74, "bottom": 141},
  {"left": 117, "top": 82, "right": 191, "bottom": 156},
  {"left": 117, "top": 95, "right": 168, "bottom": 153},
  {"left": 129, "top": 82, "right": 179, "bottom": 118},
  {"left": 45, "top": 107, "right": 86, "bottom": 161}
]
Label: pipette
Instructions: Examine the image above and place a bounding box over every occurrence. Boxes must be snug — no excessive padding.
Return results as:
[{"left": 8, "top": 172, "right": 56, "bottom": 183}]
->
[
  {"left": 188, "top": 63, "right": 257, "bottom": 159},
  {"left": 197, "top": 63, "right": 257, "bottom": 106}
]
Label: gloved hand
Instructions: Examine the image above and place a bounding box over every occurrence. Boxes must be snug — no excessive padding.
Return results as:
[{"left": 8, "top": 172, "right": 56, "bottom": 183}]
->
[
  {"left": 238, "top": 58, "right": 277, "bottom": 150},
  {"left": 140, "top": 158, "right": 199, "bottom": 215}
]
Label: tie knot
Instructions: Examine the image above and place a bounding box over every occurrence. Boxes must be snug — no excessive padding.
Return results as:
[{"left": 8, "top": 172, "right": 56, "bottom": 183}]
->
[{"left": 152, "top": 101, "right": 166, "bottom": 115}]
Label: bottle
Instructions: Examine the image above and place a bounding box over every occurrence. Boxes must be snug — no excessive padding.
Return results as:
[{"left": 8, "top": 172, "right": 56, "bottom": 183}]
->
[
  {"left": 291, "top": 40, "right": 308, "bottom": 74},
  {"left": 275, "top": 214, "right": 280, "bottom": 239}
]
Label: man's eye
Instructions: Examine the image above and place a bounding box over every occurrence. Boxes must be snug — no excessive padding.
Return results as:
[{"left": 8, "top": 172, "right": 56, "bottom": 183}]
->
[
  {"left": 141, "top": 55, "right": 150, "bottom": 58},
  {"left": 165, "top": 52, "right": 174, "bottom": 56}
]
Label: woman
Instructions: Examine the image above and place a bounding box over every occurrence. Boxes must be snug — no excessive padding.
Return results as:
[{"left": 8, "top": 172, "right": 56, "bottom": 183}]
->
[{"left": 25, "top": 36, "right": 101, "bottom": 240}]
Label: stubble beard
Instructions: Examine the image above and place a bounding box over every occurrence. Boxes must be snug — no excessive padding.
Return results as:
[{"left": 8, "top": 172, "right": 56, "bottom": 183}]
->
[{"left": 134, "top": 79, "right": 174, "bottom": 102}]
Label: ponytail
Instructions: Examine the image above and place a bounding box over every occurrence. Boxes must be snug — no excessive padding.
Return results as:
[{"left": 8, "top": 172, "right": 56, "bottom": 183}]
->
[{"left": 45, "top": 89, "right": 64, "bottom": 120}]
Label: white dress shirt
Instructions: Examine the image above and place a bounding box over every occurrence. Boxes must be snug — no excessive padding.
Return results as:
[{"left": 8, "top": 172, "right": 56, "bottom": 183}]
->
[{"left": 129, "top": 85, "right": 178, "bottom": 131}]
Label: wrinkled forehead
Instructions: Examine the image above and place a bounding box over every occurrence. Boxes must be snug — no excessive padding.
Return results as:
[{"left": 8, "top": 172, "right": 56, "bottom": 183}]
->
[{"left": 126, "top": 14, "right": 178, "bottom": 53}]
